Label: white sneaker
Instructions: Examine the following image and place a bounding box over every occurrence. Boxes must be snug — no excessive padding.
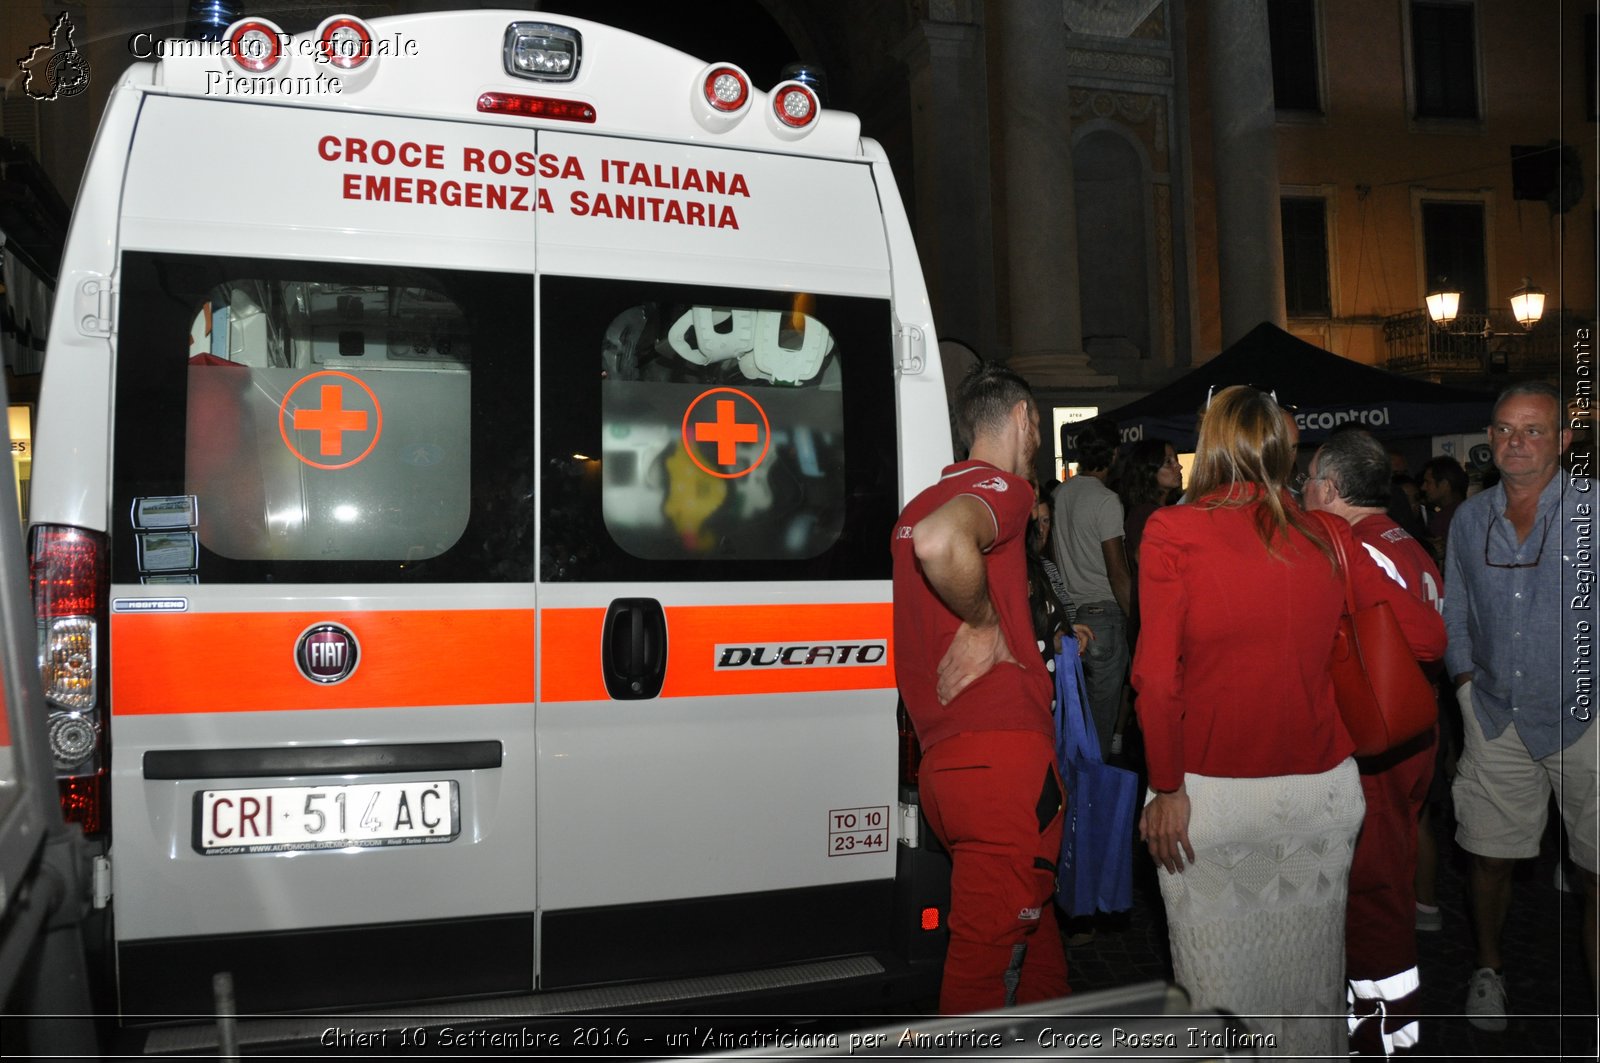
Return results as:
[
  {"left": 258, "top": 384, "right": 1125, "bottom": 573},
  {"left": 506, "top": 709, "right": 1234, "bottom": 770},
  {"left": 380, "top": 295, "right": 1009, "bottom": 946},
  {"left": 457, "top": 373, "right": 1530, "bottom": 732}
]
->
[{"left": 1465, "top": 967, "right": 1507, "bottom": 1032}]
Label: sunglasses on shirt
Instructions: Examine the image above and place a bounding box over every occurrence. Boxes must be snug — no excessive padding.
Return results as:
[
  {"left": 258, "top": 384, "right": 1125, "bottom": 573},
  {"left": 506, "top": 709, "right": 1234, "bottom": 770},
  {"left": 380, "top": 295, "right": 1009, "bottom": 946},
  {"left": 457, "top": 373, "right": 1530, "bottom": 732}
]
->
[{"left": 1484, "top": 514, "right": 1551, "bottom": 569}]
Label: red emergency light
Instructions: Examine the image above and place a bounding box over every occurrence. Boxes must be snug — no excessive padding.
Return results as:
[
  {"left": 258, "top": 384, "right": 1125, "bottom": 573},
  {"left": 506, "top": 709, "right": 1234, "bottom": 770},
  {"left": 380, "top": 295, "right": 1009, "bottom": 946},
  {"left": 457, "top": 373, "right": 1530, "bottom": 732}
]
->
[
  {"left": 771, "top": 82, "right": 818, "bottom": 129},
  {"left": 703, "top": 66, "right": 750, "bottom": 112},
  {"left": 766, "top": 80, "right": 820, "bottom": 140},
  {"left": 691, "top": 62, "right": 751, "bottom": 133},
  {"left": 477, "top": 92, "right": 597, "bottom": 124},
  {"left": 317, "top": 15, "right": 375, "bottom": 72},
  {"left": 224, "top": 17, "right": 286, "bottom": 75}
]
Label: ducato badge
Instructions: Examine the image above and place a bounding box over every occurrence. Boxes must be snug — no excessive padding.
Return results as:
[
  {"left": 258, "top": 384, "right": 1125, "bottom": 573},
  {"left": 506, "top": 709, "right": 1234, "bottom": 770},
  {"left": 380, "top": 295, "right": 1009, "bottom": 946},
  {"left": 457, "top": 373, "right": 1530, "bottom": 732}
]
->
[{"left": 296, "top": 623, "right": 360, "bottom": 684}]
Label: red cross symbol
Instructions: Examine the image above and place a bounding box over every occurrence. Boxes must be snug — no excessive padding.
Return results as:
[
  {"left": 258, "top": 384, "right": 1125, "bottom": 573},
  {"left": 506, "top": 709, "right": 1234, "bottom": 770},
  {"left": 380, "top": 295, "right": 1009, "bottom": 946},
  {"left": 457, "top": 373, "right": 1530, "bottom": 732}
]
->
[
  {"left": 681, "top": 387, "right": 771, "bottom": 480},
  {"left": 294, "top": 384, "right": 369, "bottom": 456},
  {"left": 694, "top": 400, "right": 758, "bottom": 466},
  {"left": 278, "top": 370, "right": 383, "bottom": 470}
]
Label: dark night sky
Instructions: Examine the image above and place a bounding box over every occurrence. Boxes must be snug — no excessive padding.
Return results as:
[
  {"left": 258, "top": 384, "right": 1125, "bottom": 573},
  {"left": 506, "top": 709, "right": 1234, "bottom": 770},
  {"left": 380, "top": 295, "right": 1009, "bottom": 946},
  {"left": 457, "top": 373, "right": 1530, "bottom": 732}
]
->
[
  {"left": 520, "top": 1, "right": 801, "bottom": 88},
  {"left": 228, "top": 2, "right": 802, "bottom": 91}
]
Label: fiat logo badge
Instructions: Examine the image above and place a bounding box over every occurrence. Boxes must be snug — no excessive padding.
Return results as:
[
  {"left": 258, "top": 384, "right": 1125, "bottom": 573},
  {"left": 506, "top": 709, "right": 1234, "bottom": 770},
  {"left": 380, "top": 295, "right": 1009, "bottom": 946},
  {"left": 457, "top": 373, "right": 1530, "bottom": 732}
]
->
[{"left": 296, "top": 624, "right": 359, "bottom": 684}]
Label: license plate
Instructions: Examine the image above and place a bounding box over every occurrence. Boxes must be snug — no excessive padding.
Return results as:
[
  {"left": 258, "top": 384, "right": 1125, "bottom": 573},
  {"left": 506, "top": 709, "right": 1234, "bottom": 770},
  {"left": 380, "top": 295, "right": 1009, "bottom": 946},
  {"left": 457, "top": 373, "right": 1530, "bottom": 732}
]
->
[{"left": 196, "top": 781, "right": 458, "bottom": 854}]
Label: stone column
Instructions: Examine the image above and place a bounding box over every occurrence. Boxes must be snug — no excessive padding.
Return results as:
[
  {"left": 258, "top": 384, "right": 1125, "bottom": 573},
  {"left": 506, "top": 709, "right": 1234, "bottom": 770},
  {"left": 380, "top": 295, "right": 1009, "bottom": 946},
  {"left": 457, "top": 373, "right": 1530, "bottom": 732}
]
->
[
  {"left": 1207, "top": 0, "right": 1286, "bottom": 346},
  {"left": 901, "top": 7, "right": 999, "bottom": 357},
  {"left": 991, "top": 0, "right": 1115, "bottom": 387}
]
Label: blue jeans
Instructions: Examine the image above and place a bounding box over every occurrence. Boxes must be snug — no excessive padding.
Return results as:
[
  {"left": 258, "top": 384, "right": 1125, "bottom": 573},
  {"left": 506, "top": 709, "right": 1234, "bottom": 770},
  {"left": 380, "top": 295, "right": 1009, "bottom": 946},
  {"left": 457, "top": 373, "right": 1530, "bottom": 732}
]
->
[{"left": 1077, "top": 600, "right": 1128, "bottom": 760}]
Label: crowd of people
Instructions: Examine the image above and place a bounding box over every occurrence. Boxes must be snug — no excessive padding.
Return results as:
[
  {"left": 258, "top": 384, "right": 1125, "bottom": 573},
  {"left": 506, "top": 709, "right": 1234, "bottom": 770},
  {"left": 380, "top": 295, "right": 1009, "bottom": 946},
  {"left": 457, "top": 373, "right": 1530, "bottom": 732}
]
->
[{"left": 892, "top": 366, "right": 1596, "bottom": 1057}]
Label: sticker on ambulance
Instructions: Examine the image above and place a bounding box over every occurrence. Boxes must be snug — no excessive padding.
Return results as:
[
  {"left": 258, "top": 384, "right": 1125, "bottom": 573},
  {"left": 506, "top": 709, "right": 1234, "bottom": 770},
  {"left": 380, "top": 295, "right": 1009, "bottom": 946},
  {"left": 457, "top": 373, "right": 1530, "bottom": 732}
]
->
[
  {"left": 197, "top": 780, "right": 459, "bottom": 854},
  {"left": 828, "top": 805, "right": 889, "bottom": 857},
  {"left": 277, "top": 369, "right": 384, "bottom": 470},
  {"left": 136, "top": 530, "right": 197, "bottom": 573},
  {"left": 111, "top": 597, "right": 189, "bottom": 613},
  {"left": 681, "top": 387, "right": 769, "bottom": 479},
  {"left": 132, "top": 494, "right": 199, "bottom": 529}
]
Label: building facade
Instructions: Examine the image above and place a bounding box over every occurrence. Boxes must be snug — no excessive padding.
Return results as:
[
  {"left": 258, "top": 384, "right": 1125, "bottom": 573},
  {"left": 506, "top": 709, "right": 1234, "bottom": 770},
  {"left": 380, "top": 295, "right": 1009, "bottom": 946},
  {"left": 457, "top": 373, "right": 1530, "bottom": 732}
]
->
[{"left": 3, "top": 0, "right": 1594, "bottom": 407}]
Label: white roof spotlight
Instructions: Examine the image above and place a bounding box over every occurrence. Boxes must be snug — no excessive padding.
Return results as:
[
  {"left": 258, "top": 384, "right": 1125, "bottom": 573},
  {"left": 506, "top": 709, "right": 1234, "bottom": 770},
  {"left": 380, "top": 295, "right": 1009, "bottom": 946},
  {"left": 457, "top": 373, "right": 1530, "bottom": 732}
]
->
[
  {"left": 503, "top": 22, "right": 582, "bottom": 82},
  {"left": 691, "top": 62, "right": 752, "bottom": 133},
  {"left": 764, "top": 78, "right": 820, "bottom": 140}
]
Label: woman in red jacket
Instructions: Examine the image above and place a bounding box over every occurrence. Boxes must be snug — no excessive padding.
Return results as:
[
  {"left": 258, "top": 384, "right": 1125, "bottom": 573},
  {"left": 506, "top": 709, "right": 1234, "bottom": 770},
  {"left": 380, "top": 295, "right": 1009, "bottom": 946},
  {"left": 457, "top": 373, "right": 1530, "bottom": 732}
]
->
[{"left": 1131, "top": 386, "right": 1445, "bottom": 1057}]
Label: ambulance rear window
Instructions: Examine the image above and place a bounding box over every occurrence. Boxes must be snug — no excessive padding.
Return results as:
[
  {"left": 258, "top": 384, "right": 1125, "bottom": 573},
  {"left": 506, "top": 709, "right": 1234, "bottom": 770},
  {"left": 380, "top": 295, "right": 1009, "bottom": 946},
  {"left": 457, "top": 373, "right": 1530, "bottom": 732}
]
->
[
  {"left": 541, "top": 276, "right": 895, "bottom": 583},
  {"left": 111, "top": 253, "right": 534, "bottom": 584},
  {"left": 186, "top": 281, "right": 471, "bottom": 562}
]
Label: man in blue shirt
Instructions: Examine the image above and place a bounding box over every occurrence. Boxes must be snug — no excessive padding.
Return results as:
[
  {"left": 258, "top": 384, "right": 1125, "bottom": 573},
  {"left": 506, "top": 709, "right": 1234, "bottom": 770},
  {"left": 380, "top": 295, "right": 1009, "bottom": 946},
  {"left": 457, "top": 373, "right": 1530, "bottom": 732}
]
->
[{"left": 1443, "top": 381, "right": 1598, "bottom": 1030}]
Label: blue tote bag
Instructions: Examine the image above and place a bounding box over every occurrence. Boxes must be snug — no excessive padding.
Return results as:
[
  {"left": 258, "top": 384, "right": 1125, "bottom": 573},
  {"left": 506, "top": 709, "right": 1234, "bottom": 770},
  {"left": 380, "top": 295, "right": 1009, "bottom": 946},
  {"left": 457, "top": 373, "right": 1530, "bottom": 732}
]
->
[{"left": 1054, "top": 647, "right": 1138, "bottom": 917}]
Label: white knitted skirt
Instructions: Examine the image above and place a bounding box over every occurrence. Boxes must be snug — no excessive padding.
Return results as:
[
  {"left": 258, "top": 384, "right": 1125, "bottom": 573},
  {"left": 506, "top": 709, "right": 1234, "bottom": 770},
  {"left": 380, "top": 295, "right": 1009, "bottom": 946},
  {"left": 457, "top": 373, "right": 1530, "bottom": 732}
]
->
[{"left": 1152, "top": 759, "right": 1364, "bottom": 1059}]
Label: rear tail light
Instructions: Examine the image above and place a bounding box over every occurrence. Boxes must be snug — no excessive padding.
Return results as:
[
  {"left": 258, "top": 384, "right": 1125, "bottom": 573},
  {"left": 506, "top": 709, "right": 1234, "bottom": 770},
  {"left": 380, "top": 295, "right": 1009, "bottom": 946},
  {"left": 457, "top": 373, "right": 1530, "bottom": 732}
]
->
[
  {"left": 42, "top": 617, "right": 95, "bottom": 710},
  {"left": 58, "top": 775, "right": 106, "bottom": 837},
  {"left": 897, "top": 700, "right": 921, "bottom": 787},
  {"left": 691, "top": 63, "right": 752, "bottom": 133},
  {"left": 32, "top": 527, "right": 98, "bottom": 618},
  {"left": 767, "top": 80, "right": 820, "bottom": 139},
  {"left": 477, "top": 92, "right": 596, "bottom": 123},
  {"left": 223, "top": 17, "right": 286, "bottom": 75},
  {"left": 31, "top": 525, "right": 109, "bottom": 833}
]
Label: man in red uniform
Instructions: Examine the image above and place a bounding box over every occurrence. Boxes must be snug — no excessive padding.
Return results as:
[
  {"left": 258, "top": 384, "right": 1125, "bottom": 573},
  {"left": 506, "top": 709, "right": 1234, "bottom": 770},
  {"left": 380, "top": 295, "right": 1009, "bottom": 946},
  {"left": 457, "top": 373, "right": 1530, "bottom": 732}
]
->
[
  {"left": 892, "top": 362, "right": 1068, "bottom": 1014},
  {"left": 1305, "top": 428, "right": 1443, "bottom": 1056}
]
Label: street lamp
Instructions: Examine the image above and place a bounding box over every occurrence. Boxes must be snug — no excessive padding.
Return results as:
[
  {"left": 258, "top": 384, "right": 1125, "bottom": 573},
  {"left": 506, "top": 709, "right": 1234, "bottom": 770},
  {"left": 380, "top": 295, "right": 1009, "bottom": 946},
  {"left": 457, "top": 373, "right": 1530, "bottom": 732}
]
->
[
  {"left": 1425, "top": 283, "right": 1460, "bottom": 326},
  {"left": 1424, "top": 277, "right": 1546, "bottom": 331},
  {"left": 1509, "top": 277, "right": 1545, "bottom": 329}
]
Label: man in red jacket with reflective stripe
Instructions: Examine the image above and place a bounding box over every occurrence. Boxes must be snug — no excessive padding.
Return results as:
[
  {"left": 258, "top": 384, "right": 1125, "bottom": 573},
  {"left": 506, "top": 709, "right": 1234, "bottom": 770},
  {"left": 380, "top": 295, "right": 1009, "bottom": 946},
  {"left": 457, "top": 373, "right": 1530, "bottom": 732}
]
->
[
  {"left": 1307, "top": 428, "right": 1443, "bottom": 1057},
  {"left": 892, "top": 362, "right": 1067, "bottom": 1014}
]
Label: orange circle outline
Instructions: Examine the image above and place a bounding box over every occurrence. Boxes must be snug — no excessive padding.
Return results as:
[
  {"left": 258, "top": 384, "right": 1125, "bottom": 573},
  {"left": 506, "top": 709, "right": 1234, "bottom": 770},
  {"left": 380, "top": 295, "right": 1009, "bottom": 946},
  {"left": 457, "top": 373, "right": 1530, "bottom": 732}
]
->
[
  {"left": 680, "top": 386, "right": 771, "bottom": 480},
  {"left": 278, "top": 370, "right": 384, "bottom": 470}
]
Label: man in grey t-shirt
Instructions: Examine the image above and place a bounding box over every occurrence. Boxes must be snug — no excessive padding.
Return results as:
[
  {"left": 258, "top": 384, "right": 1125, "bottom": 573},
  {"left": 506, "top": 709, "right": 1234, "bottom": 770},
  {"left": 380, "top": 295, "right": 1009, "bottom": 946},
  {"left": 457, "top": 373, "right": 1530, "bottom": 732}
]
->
[{"left": 1052, "top": 416, "right": 1132, "bottom": 758}]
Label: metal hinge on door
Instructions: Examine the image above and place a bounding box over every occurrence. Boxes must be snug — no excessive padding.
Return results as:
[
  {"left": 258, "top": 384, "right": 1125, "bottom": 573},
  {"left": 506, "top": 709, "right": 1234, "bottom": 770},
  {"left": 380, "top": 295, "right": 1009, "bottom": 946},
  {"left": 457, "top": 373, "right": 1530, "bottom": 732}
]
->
[
  {"left": 75, "top": 273, "right": 118, "bottom": 338},
  {"left": 895, "top": 323, "right": 927, "bottom": 375}
]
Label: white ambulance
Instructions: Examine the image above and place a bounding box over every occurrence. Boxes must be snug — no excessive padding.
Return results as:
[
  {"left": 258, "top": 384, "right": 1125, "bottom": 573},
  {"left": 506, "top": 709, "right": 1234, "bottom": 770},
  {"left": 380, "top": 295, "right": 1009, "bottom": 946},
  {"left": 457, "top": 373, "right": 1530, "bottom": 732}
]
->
[{"left": 29, "top": 11, "right": 953, "bottom": 1025}]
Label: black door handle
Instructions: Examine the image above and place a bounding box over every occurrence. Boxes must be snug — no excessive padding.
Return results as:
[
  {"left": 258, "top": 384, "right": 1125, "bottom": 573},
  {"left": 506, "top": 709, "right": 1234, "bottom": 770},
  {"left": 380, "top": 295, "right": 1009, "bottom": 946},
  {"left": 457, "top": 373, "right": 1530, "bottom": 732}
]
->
[{"left": 601, "top": 598, "right": 666, "bottom": 700}]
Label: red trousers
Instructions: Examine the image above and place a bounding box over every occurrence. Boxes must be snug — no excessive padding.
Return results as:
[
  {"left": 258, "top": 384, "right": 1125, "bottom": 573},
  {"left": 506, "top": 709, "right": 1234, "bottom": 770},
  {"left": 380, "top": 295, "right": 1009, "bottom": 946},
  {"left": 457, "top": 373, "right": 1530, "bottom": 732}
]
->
[
  {"left": 919, "top": 730, "right": 1069, "bottom": 1014},
  {"left": 1346, "top": 729, "right": 1436, "bottom": 1056}
]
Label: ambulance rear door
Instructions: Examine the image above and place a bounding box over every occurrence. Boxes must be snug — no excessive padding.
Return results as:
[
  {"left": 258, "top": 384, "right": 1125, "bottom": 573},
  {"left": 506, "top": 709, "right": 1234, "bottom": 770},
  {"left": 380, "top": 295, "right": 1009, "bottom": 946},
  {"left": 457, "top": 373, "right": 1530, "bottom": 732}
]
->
[
  {"left": 98, "top": 93, "right": 542, "bottom": 1015},
  {"left": 533, "top": 129, "right": 903, "bottom": 989}
]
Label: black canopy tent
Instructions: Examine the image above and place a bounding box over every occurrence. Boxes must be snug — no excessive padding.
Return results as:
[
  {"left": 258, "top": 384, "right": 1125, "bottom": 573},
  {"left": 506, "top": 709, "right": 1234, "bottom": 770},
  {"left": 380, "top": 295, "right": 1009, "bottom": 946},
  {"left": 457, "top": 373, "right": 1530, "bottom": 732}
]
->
[{"left": 1063, "top": 322, "right": 1497, "bottom": 455}]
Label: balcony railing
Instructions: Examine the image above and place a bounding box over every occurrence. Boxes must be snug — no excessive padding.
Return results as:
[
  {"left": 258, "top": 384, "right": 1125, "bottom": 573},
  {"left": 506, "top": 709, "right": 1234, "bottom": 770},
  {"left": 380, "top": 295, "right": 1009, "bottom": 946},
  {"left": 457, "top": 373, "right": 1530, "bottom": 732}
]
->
[{"left": 1382, "top": 308, "right": 1563, "bottom": 379}]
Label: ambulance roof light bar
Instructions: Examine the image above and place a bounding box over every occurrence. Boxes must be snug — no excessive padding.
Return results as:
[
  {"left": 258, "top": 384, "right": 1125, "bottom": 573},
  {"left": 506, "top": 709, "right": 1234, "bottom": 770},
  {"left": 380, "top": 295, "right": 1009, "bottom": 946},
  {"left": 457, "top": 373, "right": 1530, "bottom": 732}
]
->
[
  {"left": 779, "top": 61, "right": 829, "bottom": 105},
  {"left": 185, "top": 0, "right": 240, "bottom": 41},
  {"left": 505, "top": 22, "right": 581, "bottom": 82}
]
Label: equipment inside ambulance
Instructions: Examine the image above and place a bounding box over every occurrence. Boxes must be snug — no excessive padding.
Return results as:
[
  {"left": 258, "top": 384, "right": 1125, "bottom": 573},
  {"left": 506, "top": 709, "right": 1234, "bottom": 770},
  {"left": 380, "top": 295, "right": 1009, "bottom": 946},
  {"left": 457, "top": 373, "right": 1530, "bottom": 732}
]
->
[{"left": 27, "top": 10, "right": 953, "bottom": 1041}]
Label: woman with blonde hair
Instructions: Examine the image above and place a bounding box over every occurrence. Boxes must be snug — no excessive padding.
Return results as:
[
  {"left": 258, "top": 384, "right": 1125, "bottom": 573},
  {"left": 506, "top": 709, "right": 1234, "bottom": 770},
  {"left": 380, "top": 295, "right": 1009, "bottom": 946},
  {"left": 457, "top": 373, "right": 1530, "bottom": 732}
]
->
[{"left": 1132, "top": 386, "right": 1445, "bottom": 1056}]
